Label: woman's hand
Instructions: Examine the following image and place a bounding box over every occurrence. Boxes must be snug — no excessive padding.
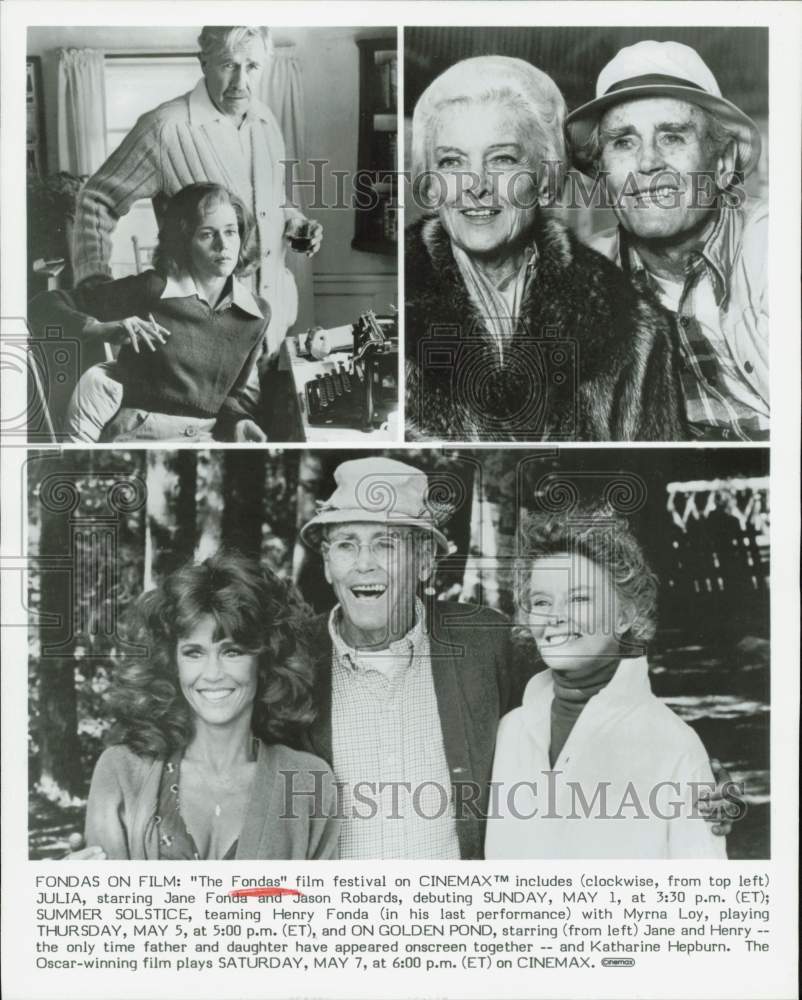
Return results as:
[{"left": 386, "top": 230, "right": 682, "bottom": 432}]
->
[
  {"left": 84, "top": 313, "right": 171, "bottom": 354},
  {"left": 234, "top": 419, "right": 267, "bottom": 442},
  {"left": 63, "top": 832, "right": 106, "bottom": 860}
]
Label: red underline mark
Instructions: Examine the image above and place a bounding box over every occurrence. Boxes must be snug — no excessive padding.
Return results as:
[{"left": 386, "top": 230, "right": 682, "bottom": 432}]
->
[{"left": 229, "top": 887, "right": 304, "bottom": 899}]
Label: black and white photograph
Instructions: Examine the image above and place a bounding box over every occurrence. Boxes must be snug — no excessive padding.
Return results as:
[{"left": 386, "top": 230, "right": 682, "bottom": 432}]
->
[
  {"left": 27, "top": 447, "right": 768, "bottom": 862},
  {"left": 1, "top": 3, "right": 799, "bottom": 1000},
  {"left": 24, "top": 25, "right": 398, "bottom": 444},
  {"left": 404, "top": 27, "right": 769, "bottom": 442}
]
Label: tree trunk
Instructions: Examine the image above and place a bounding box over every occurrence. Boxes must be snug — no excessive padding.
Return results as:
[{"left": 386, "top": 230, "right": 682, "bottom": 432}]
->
[
  {"left": 195, "top": 450, "right": 224, "bottom": 561},
  {"left": 259, "top": 451, "right": 298, "bottom": 578},
  {"left": 174, "top": 450, "right": 198, "bottom": 566},
  {"left": 222, "top": 451, "right": 265, "bottom": 559},
  {"left": 35, "top": 457, "right": 83, "bottom": 804},
  {"left": 144, "top": 450, "right": 197, "bottom": 585}
]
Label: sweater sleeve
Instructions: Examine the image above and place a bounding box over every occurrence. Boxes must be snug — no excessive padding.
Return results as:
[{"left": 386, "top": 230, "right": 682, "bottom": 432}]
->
[
  {"left": 72, "top": 114, "right": 164, "bottom": 286},
  {"left": 484, "top": 709, "right": 531, "bottom": 860},
  {"left": 28, "top": 273, "right": 161, "bottom": 341},
  {"left": 214, "top": 334, "right": 267, "bottom": 439},
  {"left": 84, "top": 747, "right": 134, "bottom": 860},
  {"left": 666, "top": 748, "right": 728, "bottom": 860}
]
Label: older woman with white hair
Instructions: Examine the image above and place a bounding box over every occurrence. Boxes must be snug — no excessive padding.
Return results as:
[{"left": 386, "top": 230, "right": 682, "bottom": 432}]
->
[{"left": 405, "top": 55, "right": 687, "bottom": 442}]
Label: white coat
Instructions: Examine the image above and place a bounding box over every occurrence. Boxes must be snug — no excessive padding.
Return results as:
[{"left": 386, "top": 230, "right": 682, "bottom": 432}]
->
[{"left": 485, "top": 657, "right": 727, "bottom": 860}]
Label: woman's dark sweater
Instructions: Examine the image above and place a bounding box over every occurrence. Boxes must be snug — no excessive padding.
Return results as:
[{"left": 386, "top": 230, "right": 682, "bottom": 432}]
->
[{"left": 28, "top": 270, "right": 270, "bottom": 436}]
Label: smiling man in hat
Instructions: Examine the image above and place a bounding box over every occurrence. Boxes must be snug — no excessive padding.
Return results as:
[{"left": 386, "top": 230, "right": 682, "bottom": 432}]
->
[
  {"left": 567, "top": 40, "right": 768, "bottom": 441},
  {"left": 296, "top": 456, "right": 532, "bottom": 860},
  {"left": 66, "top": 454, "right": 738, "bottom": 861}
]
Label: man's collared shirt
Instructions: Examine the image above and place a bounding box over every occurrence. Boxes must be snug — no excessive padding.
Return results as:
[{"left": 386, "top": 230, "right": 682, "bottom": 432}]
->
[
  {"left": 591, "top": 200, "right": 768, "bottom": 441},
  {"left": 328, "top": 599, "right": 461, "bottom": 860},
  {"left": 186, "top": 80, "right": 268, "bottom": 205}
]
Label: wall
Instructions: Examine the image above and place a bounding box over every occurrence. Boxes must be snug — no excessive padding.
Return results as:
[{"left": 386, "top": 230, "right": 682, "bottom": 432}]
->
[
  {"left": 288, "top": 28, "right": 397, "bottom": 328},
  {"left": 27, "top": 25, "right": 397, "bottom": 326}
]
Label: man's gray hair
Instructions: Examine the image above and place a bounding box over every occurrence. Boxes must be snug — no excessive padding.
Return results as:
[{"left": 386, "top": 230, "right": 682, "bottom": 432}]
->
[
  {"left": 411, "top": 55, "right": 567, "bottom": 207},
  {"left": 580, "top": 104, "right": 742, "bottom": 182},
  {"left": 198, "top": 26, "right": 273, "bottom": 63}
]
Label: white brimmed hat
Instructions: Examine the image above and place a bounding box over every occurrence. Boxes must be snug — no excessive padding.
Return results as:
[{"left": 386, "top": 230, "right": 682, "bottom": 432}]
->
[
  {"left": 300, "top": 458, "right": 450, "bottom": 553},
  {"left": 566, "top": 40, "right": 761, "bottom": 177}
]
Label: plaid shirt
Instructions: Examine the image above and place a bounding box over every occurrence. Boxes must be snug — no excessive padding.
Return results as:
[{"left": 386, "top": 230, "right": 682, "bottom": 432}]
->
[
  {"left": 328, "top": 600, "right": 461, "bottom": 860},
  {"left": 590, "top": 200, "right": 768, "bottom": 441}
]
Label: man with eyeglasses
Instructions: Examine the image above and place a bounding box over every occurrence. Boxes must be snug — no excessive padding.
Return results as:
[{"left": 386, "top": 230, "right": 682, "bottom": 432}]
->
[
  {"left": 67, "top": 455, "right": 737, "bottom": 860},
  {"left": 296, "top": 456, "right": 531, "bottom": 860},
  {"left": 292, "top": 455, "right": 738, "bottom": 860}
]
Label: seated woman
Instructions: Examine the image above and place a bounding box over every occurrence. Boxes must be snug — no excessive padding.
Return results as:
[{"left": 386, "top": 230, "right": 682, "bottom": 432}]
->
[
  {"left": 28, "top": 183, "right": 269, "bottom": 443},
  {"left": 485, "top": 508, "right": 725, "bottom": 859},
  {"left": 405, "top": 56, "right": 688, "bottom": 441},
  {"left": 78, "top": 552, "right": 339, "bottom": 860}
]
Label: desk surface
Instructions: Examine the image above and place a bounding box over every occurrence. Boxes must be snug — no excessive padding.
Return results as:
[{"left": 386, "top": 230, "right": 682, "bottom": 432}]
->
[{"left": 278, "top": 335, "right": 397, "bottom": 443}]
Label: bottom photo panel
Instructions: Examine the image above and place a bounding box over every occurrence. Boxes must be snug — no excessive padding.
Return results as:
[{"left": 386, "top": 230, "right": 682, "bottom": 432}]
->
[{"left": 27, "top": 446, "right": 769, "bottom": 861}]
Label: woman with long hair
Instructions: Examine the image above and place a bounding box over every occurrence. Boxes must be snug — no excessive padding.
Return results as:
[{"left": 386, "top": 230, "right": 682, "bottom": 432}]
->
[{"left": 78, "top": 551, "right": 339, "bottom": 860}]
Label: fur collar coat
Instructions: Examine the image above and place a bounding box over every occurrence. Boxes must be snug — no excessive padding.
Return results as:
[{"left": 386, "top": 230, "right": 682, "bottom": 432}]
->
[{"left": 405, "top": 214, "right": 688, "bottom": 441}]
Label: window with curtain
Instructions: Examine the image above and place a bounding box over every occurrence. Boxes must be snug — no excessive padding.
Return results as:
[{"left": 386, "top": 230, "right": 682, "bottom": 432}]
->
[{"left": 104, "top": 56, "right": 199, "bottom": 277}]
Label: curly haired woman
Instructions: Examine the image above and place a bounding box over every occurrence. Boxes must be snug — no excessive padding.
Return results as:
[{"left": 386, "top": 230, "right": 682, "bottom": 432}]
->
[
  {"left": 77, "top": 552, "right": 339, "bottom": 860},
  {"left": 485, "top": 508, "right": 725, "bottom": 859}
]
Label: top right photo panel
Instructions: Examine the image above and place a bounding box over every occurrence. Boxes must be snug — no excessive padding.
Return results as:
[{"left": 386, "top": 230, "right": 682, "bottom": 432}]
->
[{"left": 404, "top": 26, "right": 768, "bottom": 442}]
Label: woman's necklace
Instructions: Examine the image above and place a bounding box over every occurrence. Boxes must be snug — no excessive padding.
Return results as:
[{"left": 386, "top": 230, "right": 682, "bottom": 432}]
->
[{"left": 183, "top": 737, "right": 259, "bottom": 818}]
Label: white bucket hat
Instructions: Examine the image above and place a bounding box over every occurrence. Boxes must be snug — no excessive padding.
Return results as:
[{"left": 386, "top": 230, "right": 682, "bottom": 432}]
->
[
  {"left": 300, "top": 457, "right": 450, "bottom": 553},
  {"left": 566, "top": 40, "right": 762, "bottom": 176}
]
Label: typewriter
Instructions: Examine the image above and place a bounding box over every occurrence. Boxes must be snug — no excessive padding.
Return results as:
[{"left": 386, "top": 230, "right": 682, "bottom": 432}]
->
[{"left": 304, "top": 311, "right": 398, "bottom": 431}]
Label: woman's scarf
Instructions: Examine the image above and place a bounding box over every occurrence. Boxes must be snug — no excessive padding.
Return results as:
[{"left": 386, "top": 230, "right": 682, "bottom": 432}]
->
[{"left": 452, "top": 243, "right": 537, "bottom": 361}]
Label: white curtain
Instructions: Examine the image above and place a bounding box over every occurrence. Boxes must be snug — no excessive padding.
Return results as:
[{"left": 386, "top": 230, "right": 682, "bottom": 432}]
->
[
  {"left": 57, "top": 48, "right": 108, "bottom": 176},
  {"left": 263, "top": 45, "right": 313, "bottom": 332}
]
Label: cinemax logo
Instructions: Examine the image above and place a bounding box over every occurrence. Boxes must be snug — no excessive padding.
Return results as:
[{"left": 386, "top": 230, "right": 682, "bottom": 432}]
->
[{"left": 601, "top": 958, "right": 636, "bottom": 967}]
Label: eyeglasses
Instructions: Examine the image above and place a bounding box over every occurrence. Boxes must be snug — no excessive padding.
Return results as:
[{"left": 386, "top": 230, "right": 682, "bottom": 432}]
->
[{"left": 322, "top": 535, "right": 405, "bottom": 566}]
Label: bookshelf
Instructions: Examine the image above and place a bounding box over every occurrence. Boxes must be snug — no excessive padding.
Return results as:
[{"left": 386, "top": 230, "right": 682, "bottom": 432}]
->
[{"left": 352, "top": 38, "right": 397, "bottom": 256}]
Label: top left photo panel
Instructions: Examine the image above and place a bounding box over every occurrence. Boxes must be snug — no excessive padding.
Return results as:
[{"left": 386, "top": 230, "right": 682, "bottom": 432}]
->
[{"left": 24, "top": 25, "right": 399, "bottom": 445}]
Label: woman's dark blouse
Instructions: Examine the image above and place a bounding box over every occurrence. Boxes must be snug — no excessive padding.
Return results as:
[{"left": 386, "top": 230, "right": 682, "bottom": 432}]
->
[
  {"left": 156, "top": 756, "right": 238, "bottom": 861},
  {"left": 28, "top": 270, "right": 269, "bottom": 436}
]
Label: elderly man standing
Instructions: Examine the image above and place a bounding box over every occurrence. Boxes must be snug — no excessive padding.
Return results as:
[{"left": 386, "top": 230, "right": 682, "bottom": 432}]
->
[
  {"left": 297, "top": 457, "right": 532, "bottom": 860},
  {"left": 71, "top": 25, "right": 320, "bottom": 352},
  {"left": 67, "top": 456, "right": 736, "bottom": 860},
  {"left": 566, "top": 40, "right": 768, "bottom": 441}
]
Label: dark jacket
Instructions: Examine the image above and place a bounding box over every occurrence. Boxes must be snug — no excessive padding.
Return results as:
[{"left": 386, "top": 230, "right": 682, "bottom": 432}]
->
[
  {"left": 295, "top": 601, "right": 540, "bottom": 860},
  {"left": 27, "top": 270, "right": 267, "bottom": 437},
  {"left": 405, "top": 215, "right": 688, "bottom": 441}
]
